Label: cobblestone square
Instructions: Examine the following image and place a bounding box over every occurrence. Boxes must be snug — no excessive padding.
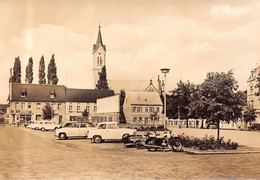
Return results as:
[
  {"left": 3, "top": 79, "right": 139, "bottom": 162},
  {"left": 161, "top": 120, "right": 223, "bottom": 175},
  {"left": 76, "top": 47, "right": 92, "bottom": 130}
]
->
[{"left": 1, "top": 125, "right": 260, "bottom": 179}]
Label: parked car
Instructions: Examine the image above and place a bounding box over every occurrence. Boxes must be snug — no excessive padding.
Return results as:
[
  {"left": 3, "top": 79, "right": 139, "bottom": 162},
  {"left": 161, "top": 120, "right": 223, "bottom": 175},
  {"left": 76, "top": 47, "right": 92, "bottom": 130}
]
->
[
  {"left": 29, "top": 121, "right": 47, "bottom": 130},
  {"left": 86, "top": 122, "right": 137, "bottom": 143},
  {"left": 249, "top": 124, "right": 260, "bottom": 131},
  {"left": 26, "top": 120, "right": 36, "bottom": 129},
  {"left": 55, "top": 122, "right": 95, "bottom": 140},
  {"left": 38, "top": 121, "right": 61, "bottom": 131}
]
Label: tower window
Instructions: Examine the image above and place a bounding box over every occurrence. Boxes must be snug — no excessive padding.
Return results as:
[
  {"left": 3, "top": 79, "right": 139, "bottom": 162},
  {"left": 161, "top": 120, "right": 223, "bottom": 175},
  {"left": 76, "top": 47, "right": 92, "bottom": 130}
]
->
[
  {"left": 97, "top": 57, "right": 99, "bottom": 66},
  {"left": 100, "top": 57, "right": 102, "bottom": 66}
]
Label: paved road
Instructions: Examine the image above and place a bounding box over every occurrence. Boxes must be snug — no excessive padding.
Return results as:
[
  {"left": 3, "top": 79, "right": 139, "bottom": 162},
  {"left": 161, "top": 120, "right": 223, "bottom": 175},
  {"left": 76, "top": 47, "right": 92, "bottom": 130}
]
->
[
  {"left": 168, "top": 126, "right": 260, "bottom": 148},
  {"left": 0, "top": 125, "right": 260, "bottom": 179}
]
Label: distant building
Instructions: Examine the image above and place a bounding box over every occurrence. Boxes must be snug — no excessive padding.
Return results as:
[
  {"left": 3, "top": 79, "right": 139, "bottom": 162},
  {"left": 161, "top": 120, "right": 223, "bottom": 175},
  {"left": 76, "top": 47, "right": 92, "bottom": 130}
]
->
[
  {"left": 8, "top": 83, "right": 115, "bottom": 125},
  {"left": 247, "top": 64, "right": 260, "bottom": 123},
  {"left": 123, "top": 91, "right": 163, "bottom": 125}
]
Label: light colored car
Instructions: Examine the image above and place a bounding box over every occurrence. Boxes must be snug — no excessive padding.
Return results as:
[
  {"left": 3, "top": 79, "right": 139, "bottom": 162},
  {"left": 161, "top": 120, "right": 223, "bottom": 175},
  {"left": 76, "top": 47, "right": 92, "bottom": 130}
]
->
[
  {"left": 86, "top": 122, "right": 137, "bottom": 143},
  {"left": 26, "top": 120, "right": 36, "bottom": 129},
  {"left": 39, "top": 121, "right": 61, "bottom": 131},
  {"left": 29, "top": 120, "right": 47, "bottom": 130},
  {"left": 55, "top": 122, "right": 95, "bottom": 140}
]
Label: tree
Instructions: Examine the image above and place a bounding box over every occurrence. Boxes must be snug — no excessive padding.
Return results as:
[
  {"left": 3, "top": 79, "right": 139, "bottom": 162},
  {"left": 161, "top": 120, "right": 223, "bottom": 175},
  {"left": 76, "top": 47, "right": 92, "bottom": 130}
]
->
[
  {"left": 119, "top": 90, "right": 126, "bottom": 124},
  {"left": 10, "top": 57, "right": 21, "bottom": 83},
  {"left": 39, "top": 55, "right": 46, "bottom": 84},
  {"left": 96, "top": 66, "right": 109, "bottom": 90},
  {"left": 47, "top": 54, "right": 58, "bottom": 85},
  {"left": 82, "top": 108, "right": 89, "bottom": 121},
  {"left": 42, "top": 104, "right": 54, "bottom": 120},
  {"left": 198, "top": 70, "right": 245, "bottom": 140},
  {"left": 243, "top": 106, "right": 257, "bottom": 128},
  {"left": 25, "top": 57, "right": 33, "bottom": 83},
  {"left": 167, "top": 80, "right": 196, "bottom": 127}
]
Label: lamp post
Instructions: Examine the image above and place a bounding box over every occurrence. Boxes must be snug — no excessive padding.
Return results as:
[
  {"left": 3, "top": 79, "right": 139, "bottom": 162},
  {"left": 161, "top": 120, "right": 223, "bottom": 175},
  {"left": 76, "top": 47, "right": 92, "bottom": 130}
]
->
[{"left": 160, "top": 68, "right": 170, "bottom": 131}]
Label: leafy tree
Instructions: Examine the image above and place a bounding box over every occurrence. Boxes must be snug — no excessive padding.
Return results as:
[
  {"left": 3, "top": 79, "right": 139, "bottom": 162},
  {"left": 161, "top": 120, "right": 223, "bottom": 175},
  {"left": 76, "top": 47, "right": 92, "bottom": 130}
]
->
[
  {"left": 42, "top": 103, "right": 54, "bottom": 120},
  {"left": 39, "top": 55, "right": 46, "bottom": 84},
  {"left": 167, "top": 80, "right": 196, "bottom": 127},
  {"left": 243, "top": 106, "right": 257, "bottom": 128},
  {"left": 198, "top": 70, "right": 245, "bottom": 140},
  {"left": 25, "top": 57, "right": 33, "bottom": 83},
  {"left": 96, "top": 66, "right": 109, "bottom": 90},
  {"left": 47, "top": 54, "right": 58, "bottom": 85},
  {"left": 82, "top": 108, "right": 89, "bottom": 121},
  {"left": 10, "top": 57, "right": 21, "bottom": 83}
]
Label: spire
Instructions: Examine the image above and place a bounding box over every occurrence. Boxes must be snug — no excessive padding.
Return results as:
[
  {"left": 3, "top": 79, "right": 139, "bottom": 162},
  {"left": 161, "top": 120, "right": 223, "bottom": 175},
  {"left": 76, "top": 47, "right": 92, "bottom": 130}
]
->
[{"left": 96, "top": 25, "right": 103, "bottom": 45}]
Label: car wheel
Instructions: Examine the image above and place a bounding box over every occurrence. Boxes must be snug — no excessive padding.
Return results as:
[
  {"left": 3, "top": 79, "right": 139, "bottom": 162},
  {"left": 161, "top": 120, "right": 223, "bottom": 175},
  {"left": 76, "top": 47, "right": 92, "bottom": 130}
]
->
[
  {"left": 93, "top": 135, "right": 102, "bottom": 143},
  {"left": 59, "top": 133, "right": 67, "bottom": 140},
  {"left": 41, "top": 127, "right": 45, "bottom": 132},
  {"left": 122, "top": 133, "right": 130, "bottom": 140},
  {"left": 172, "top": 140, "right": 183, "bottom": 152}
]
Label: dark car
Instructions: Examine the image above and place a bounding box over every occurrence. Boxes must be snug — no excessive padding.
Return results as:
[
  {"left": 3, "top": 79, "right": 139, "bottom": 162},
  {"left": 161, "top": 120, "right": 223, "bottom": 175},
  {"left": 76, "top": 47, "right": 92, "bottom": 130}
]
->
[{"left": 249, "top": 124, "right": 260, "bottom": 131}]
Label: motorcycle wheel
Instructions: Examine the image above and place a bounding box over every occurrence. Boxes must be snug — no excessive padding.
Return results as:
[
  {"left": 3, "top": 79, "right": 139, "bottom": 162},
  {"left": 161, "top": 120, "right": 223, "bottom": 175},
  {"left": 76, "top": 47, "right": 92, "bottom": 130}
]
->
[
  {"left": 146, "top": 139, "right": 157, "bottom": 152},
  {"left": 172, "top": 140, "right": 183, "bottom": 152},
  {"left": 134, "top": 140, "right": 143, "bottom": 149}
]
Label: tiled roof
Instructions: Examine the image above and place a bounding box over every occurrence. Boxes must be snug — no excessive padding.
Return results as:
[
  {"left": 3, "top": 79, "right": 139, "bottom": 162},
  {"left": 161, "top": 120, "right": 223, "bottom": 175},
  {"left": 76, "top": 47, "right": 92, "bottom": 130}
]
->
[
  {"left": 11, "top": 83, "right": 66, "bottom": 102},
  {"left": 108, "top": 80, "right": 149, "bottom": 94},
  {"left": 66, "top": 88, "right": 115, "bottom": 103},
  {"left": 126, "top": 91, "right": 163, "bottom": 106}
]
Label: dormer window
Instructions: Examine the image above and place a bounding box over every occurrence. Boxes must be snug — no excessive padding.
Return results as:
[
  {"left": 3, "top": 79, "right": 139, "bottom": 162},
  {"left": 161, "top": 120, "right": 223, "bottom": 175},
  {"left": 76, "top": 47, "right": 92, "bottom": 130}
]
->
[
  {"left": 20, "top": 88, "right": 27, "bottom": 97},
  {"left": 50, "top": 89, "right": 56, "bottom": 98}
]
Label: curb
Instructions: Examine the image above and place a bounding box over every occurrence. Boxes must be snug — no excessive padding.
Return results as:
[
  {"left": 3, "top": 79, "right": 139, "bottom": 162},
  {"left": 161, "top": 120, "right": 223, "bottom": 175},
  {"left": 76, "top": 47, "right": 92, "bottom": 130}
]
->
[{"left": 183, "top": 148, "right": 260, "bottom": 155}]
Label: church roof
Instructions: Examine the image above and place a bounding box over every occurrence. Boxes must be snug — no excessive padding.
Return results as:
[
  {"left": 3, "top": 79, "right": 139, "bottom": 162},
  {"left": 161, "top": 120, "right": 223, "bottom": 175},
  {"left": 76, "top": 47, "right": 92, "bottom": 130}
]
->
[
  {"left": 93, "top": 26, "right": 106, "bottom": 53},
  {"left": 108, "top": 80, "right": 149, "bottom": 94},
  {"left": 125, "top": 91, "right": 163, "bottom": 106}
]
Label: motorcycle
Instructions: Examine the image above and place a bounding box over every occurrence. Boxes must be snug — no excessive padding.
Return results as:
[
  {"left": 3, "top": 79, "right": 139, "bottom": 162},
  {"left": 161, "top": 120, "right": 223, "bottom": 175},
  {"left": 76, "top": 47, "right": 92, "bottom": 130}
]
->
[{"left": 144, "top": 131, "right": 182, "bottom": 152}]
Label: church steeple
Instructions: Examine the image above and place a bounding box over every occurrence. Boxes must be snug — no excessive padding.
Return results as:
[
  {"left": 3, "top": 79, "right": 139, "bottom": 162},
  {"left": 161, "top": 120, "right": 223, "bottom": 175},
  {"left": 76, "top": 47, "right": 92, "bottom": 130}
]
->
[
  {"left": 92, "top": 25, "right": 106, "bottom": 88},
  {"left": 96, "top": 25, "right": 103, "bottom": 45}
]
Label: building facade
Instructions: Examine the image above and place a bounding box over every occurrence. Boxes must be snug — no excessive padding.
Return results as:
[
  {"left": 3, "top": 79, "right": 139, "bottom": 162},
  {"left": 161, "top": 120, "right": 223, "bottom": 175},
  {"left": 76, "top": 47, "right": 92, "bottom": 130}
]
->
[
  {"left": 9, "top": 83, "right": 115, "bottom": 125},
  {"left": 247, "top": 64, "right": 260, "bottom": 124},
  {"left": 123, "top": 91, "right": 163, "bottom": 125}
]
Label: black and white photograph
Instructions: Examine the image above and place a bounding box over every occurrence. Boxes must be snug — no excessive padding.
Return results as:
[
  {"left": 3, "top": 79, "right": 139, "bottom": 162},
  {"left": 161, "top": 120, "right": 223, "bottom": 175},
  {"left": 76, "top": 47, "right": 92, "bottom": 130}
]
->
[{"left": 0, "top": 0, "right": 260, "bottom": 179}]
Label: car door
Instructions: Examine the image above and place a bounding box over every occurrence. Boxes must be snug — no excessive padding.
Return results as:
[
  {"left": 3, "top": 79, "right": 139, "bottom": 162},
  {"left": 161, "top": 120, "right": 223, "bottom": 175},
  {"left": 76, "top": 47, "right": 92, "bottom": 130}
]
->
[
  {"left": 79, "top": 123, "right": 88, "bottom": 136},
  {"left": 106, "top": 124, "right": 120, "bottom": 139},
  {"left": 67, "top": 123, "right": 80, "bottom": 137}
]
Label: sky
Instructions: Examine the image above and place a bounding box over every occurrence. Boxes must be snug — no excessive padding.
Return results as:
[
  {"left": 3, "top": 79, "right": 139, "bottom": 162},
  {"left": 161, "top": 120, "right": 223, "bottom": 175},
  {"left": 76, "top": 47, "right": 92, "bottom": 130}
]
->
[{"left": 0, "top": 0, "right": 259, "bottom": 103}]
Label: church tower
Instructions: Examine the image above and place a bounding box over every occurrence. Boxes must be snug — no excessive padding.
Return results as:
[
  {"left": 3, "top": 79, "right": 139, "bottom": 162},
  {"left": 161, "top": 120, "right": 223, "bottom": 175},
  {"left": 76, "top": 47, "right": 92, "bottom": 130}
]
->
[{"left": 93, "top": 25, "right": 106, "bottom": 88}]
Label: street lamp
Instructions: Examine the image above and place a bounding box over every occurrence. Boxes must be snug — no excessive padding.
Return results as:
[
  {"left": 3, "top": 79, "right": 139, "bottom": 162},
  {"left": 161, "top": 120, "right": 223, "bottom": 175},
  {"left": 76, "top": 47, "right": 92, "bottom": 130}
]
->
[{"left": 160, "top": 68, "right": 170, "bottom": 131}]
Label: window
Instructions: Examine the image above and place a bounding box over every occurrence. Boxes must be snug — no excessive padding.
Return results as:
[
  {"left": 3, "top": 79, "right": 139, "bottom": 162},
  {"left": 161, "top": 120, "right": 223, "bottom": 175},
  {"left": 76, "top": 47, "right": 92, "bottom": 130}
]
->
[
  {"left": 72, "top": 123, "right": 80, "bottom": 128},
  {"left": 15, "top": 102, "right": 19, "bottom": 109},
  {"left": 107, "top": 124, "right": 118, "bottom": 129},
  {"left": 37, "top": 103, "right": 41, "bottom": 109},
  {"left": 77, "top": 106, "right": 80, "bottom": 112},
  {"left": 137, "top": 107, "right": 142, "bottom": 113},
  {"left": 150, "top": 107, "right": 154, "bottom": 112},
  {"left": 80, "top": 123, "right": 87, "bottom": 128},
  {"left": 133, "top": 117, "right": 137, "bottom": 123},
  {"left": 100, "top": 57, "right": 102, "bottom": 66},
  {"left": 69, "top": 105, "right": 72, "bottom": 112},
  {"left": 20, "top": 88, "right": 27, "bottom": 97},
  {"left": 21, "top": 103, "right": 25, "bottom": 109},
  {"left": 145, "top": 107, "right": 148, "bottom": 112},
  {"left": 86, "top": 106, "right": 89, "bottom": 112},
  {"left": 132, "top": 107, "right": 137, "bottom": 112},
  {"left": 28, "top": 103, "right": 31, "bottom": 109},
  {"left": 94, "top": 106, "right": 97, "bottom": 112},
  {"left": 109, "top": 117, "right": 113, "bottom": 122},
  {"left": 50, "top": 89, "right": 55, "bottom": 98},
  {"left": 144, "top": 117, "right": 148, "bottom": 124},
  {"left": 156, "top": 107, "right": 160, "bottom": 113},
  {"left": 58, "top": 103, "right": 61, "bottom": 110},
  {"left": 51, "top": 103, "right": 56, "bottom": 109},
  {"left": 139, "top": 117, "right": 142, "bottom": 123},
  {"left": 97, "top": 57, "right": 100, "bottom": 66}
]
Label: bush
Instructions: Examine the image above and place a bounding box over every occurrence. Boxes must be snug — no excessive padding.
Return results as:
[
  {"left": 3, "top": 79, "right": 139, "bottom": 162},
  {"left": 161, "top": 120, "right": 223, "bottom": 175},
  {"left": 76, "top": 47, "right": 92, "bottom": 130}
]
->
[{"left": 178, "top": 134, "right": 238, "bottom": 150}]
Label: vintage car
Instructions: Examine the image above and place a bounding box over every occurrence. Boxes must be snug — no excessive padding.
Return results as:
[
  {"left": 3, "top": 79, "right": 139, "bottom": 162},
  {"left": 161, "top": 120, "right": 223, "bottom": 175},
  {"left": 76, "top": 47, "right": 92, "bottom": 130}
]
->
[
  {"left": 55, "top": 122, "right": 95, "bottom": 140},
  {"left": 26, "top": 120, "right": 36, "bottom": 129},
  {"left": 86, "top": 122, "right": 137, "bottom": 143},
  {"left": 29, "top": 120, "right": 47, "bottom": 130},
  {"left": 38, "top": 121, "right": 61, "bottom": 131}
]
